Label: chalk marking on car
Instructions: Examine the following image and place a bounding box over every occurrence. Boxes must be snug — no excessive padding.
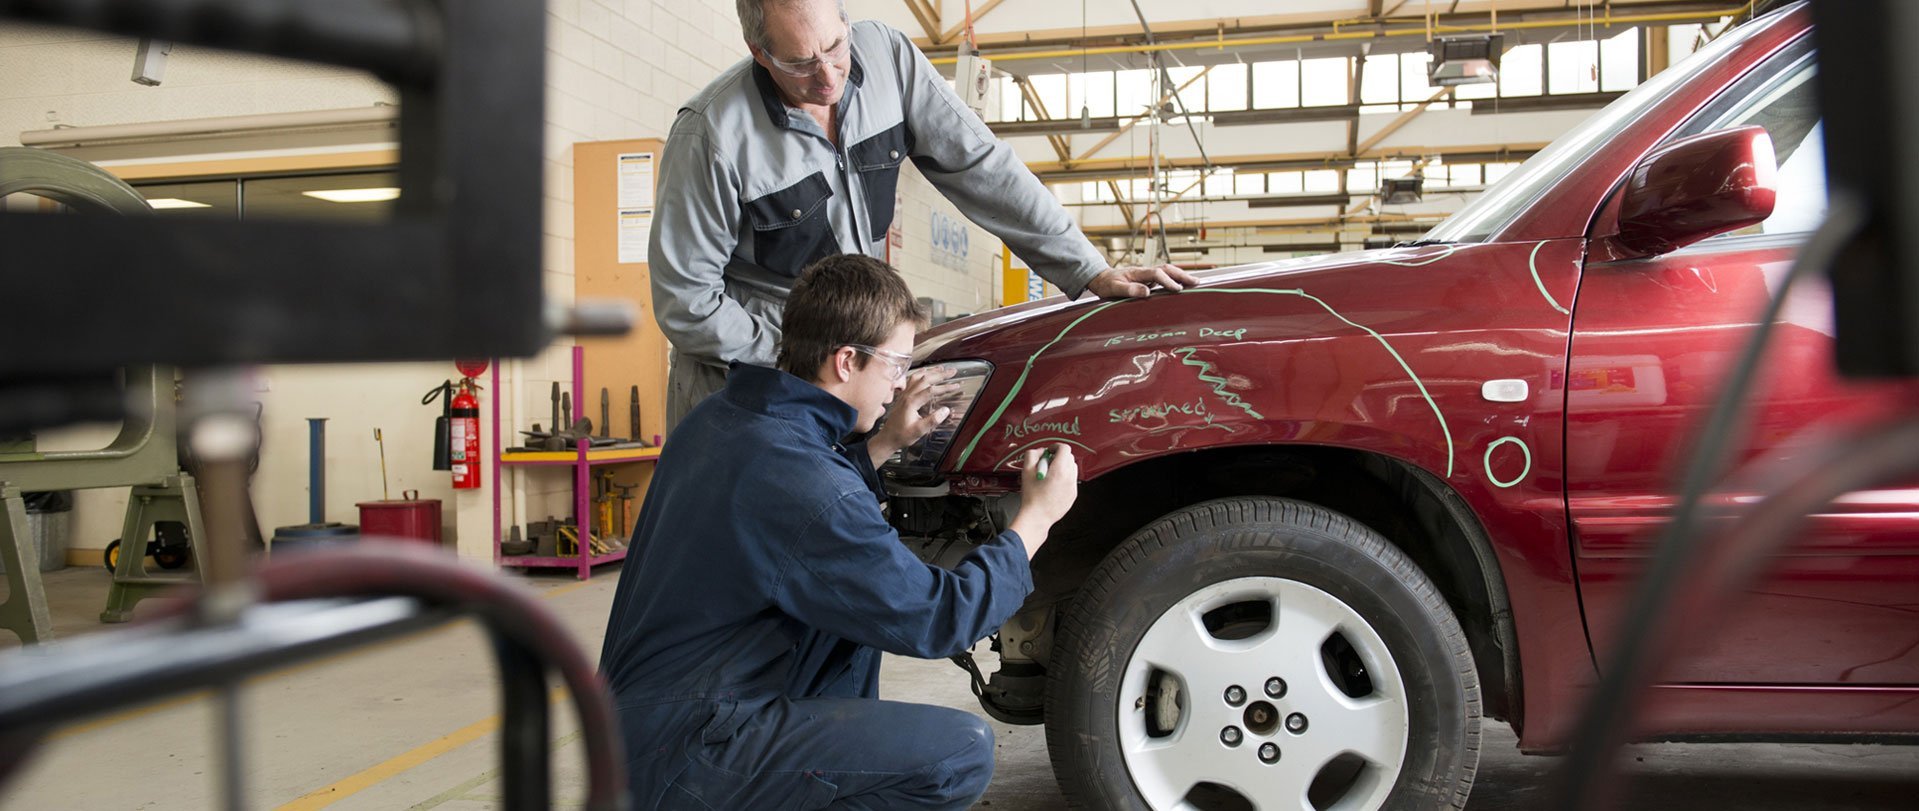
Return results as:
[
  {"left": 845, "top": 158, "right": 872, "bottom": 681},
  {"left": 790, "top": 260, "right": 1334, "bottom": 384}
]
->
[
  {"left": 944, "top": 289, "right": 1450, "bottom": 479},
  {"left": 953, "top": 300, "right": 1128, "bottom": 467},
  {"left": 952, "top": 289, "right": 1456, "bottom": 479},
  {"left": 1484, "top": 436, "right": 1533, "bottom": 488},
  {"left": 1171, "top": 347, "right": 1264, "bottom": 420},
  {"left": 1529, "top": 240, "right": 1573, "bottom": 315},
  {"left": 993, "top": 437, "right": 1097, "bottom": 470}
]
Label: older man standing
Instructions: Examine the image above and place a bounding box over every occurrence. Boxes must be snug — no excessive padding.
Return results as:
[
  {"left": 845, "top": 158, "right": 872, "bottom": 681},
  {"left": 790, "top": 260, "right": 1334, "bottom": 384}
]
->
[{"left": 650, "top": 0, "right": 1198, "bottom": 430}]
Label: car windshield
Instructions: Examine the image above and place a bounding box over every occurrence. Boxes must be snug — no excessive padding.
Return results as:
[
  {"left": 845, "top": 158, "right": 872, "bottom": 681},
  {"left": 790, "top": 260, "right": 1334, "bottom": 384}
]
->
[{"left": 1419, "top": 10, "right": 1794, "bottom": 244}]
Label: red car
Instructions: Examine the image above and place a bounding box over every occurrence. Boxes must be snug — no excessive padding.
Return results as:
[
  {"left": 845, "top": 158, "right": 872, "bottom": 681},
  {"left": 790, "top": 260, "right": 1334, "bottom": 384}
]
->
[{"left": 884, "top": 4, "right": 1919, "bottom": 809}]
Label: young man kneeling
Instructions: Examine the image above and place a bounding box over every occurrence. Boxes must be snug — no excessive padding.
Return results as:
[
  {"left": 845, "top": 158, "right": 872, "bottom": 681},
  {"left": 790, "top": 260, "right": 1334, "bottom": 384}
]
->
[{"left": 601, "top": 253, "right": 1079, "bottom": 809}]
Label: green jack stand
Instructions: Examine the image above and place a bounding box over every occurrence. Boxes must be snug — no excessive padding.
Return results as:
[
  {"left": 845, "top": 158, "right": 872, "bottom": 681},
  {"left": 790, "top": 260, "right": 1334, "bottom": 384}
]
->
[
  {"left": 0, "top": 484, "right": 53, "bottom": 644},
  {"left": 101, "top": 475, "right": 209, "bottom": 623}
]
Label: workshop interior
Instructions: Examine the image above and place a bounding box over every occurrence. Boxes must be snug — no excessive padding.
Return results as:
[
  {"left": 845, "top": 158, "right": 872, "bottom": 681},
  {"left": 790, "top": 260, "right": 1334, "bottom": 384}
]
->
[{"left": 1, "top": 0, "right": 1916, "bottom": 809}]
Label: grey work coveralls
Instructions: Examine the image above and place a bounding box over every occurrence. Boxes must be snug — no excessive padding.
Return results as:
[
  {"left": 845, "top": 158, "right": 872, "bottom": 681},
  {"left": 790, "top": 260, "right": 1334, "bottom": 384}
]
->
[{"left": 647, "top": 20, "right": 1108, "bottom": 429}]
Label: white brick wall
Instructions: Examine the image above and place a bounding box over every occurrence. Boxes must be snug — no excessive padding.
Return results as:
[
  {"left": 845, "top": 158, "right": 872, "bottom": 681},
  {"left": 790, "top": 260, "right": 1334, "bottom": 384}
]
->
[
  {"left": 890, "top": 161, "right": 1009, "bottom": 319},
  {"left": 0, "top": 6, "right": 1062, "bottom": 560},
  {"left": 0, "top": 2, "right": 756, "bottom": 560}
]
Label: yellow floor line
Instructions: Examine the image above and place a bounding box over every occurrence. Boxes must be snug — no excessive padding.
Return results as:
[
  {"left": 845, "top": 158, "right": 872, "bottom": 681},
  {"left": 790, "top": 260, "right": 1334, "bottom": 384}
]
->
[
  {"left": 277, "top": 688, "right": 570, "bottom": 811},
  {"left": 276, "top": 715, "right": 502, "bottom": 811},
  {"left": 48, "top": 574, "right": 609, "bottom": 740},
  {"left": 403, "top": 729, "right": 583, "bottom": 811}
]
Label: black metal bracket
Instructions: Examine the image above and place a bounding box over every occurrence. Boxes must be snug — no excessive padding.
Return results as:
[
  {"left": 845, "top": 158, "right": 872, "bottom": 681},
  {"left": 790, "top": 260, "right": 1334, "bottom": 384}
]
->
[
  {"left": 0, "top": 544, "right": 629, "bottom": 810},
  {"left": 0, "top": 0, "right": 550, "bottom": 373}
]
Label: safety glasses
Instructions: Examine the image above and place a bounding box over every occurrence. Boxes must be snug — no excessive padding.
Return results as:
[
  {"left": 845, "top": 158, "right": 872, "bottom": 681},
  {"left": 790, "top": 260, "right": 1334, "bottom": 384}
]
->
[
  {"left": 845, "top": 344, "right": 912, "bottom": 381},
  {"left": 763, "top": 31, "right": 850, "bottom": 77}
]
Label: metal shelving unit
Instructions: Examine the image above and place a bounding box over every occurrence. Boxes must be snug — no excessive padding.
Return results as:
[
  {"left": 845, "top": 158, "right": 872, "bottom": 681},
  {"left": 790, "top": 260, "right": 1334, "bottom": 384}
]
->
[{"left": 490, "top": 346, "right": 659, "bottom": 580}]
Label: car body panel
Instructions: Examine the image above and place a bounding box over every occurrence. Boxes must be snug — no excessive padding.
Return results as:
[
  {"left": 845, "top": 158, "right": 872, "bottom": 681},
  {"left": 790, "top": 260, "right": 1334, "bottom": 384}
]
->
[
  {"left": 898, "top": 2, "right": 1919, "bottom": 752},
  {"left": 1571, "top": 230, "right": 1919, "bottom": 688}
]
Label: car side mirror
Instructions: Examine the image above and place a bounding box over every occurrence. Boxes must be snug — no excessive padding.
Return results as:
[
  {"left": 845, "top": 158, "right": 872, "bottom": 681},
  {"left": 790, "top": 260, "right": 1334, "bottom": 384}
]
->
[{"left": 1616, "top": 125, "right": 1778, "bottom": 256}]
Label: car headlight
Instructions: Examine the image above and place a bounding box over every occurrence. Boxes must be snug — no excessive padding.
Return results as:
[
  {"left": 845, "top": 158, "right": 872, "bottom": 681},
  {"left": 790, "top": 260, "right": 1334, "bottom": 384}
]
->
[{"left": 885, "top": 359, "right": 992, "bottom": 482}]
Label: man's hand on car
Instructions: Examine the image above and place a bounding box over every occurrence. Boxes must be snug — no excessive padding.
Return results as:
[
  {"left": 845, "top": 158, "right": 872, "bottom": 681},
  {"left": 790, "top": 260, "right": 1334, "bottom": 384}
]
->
[
  {"left": 1086, "top": 265, "right": 1202, "bottom": 299},
  {"left": 1009, "top": 443, "right": 1080, "bottom": 559},
  {"left": 868, "top": 364, "right": 957, "bottom": 466}
]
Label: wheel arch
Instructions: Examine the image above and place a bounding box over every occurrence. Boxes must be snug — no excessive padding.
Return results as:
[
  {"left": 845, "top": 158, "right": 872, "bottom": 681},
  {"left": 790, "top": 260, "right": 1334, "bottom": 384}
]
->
[{"left": 1034, "top": 443, "right": 1524, "bottom": 726}]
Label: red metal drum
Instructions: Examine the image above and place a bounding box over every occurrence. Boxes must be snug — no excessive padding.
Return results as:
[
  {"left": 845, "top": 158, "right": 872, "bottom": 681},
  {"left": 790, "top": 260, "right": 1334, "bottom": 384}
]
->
[{"left": 356, "top": 490, "right": 443, "bottom": 545}]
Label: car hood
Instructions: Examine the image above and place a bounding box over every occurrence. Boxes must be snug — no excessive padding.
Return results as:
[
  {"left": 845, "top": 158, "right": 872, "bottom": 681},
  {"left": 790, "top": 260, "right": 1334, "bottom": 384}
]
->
[{"left": 914, "top": 245, "right": 1449, "bottom": 363}]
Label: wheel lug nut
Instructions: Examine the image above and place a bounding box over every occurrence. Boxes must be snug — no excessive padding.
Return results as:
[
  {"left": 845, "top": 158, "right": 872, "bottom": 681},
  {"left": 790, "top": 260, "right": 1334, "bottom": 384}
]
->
[
  {"left": 1286, "top": 713, "right": 1309, "bottom": 734},
  {"left": 1265, "top": 677, "right": 1287, "bottom": 698},
  {"left": 1224, "top": 685, "right": 1246, "bottom": 706},
  {"left": 1259, "top": 743, "right": 1280, "bottom": 763},
  {"left": 1220, "top": 726, "right": 1243, "bottom": 746}
]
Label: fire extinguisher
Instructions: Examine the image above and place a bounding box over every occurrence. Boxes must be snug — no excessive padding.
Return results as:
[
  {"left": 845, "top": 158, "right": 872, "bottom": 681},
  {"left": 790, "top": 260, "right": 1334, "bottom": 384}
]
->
[{"left": 450, "top": 378, "right": 481, "bottom": 489}]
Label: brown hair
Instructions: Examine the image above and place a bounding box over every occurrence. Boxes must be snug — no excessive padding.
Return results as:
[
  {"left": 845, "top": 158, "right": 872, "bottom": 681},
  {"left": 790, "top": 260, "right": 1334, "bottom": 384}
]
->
[{"left": 777, "top": 254, "right": 927, "bottom": 379}]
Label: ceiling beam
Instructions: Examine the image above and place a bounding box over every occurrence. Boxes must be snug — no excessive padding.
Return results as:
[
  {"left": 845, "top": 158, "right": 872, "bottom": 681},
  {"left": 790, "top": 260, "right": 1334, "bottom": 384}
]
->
[
  {"left": 901, "top": 0, "right": 942, "bottom": 43},
  {"left": 1354, "top": 86, "right": 1454, "bottom": 155},
  {"left": 1247, "top": 193, "right": 1369, "bottom": 208},
  {"left": 991, "top": 117, "right": 1125, "bottom": 136},
  {"left": 921, "top": 3, "right": 1747, "bottom": 67},
  {"left": 909, "top": 1, "right": 1742, "bottom": 52},
  {"left": 1015, "top": 72, "right": 1138, "bottom": 229},
  {"left": 938, "top": 0, "right": 1007, "bottom": 45},
  {"left": 1345, "top": 49, "right": 1366, "bottom": 161},
  {"left": 1032, "top": 144, "right": 1546, "bottom": 184},
  {"left": 990, "top": 104, "right": 1366, "bottom": 137},
  {"left": 1069, "top": 65, "right": 1213, "bottom": 165},
  {"left": 1013, "top": 75, "right": 1074, "bottom": 164},
  {"left": 991, "top": 90, "right": 1619, "bottom": 138},
  {"left": 1466, "top": 90, "right": 1628, "bottom": 114},
  {"left": 1080, "top": 212, "right": 1445, "bottom": 236}
]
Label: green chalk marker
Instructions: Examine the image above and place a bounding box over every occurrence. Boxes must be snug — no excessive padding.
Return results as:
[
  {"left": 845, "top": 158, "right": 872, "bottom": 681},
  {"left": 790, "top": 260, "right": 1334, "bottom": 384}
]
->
[{"left": 1036, "top": 449, "right": 1054, "bottom": 481}]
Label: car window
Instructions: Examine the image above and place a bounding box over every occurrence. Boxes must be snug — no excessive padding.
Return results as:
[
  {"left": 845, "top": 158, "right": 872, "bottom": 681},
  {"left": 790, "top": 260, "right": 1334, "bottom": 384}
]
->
[
  {"left": 1419, "top": 11, "right": 1798, "bottom": 245},
  {"left": 1670, "top": 38, "right": 1823, "bottom": 238}
]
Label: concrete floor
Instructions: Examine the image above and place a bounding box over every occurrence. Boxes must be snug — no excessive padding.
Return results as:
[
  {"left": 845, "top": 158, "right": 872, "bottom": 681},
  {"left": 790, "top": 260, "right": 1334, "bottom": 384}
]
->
[{"left": 3, "top": 563, "right": 1917, "bottom": 809}]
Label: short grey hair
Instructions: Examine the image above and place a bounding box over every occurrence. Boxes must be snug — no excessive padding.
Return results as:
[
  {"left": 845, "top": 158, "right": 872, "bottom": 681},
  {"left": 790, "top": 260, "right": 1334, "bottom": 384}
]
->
[{"left": 737, "top": 0, "right": 848, "bottom": 54}]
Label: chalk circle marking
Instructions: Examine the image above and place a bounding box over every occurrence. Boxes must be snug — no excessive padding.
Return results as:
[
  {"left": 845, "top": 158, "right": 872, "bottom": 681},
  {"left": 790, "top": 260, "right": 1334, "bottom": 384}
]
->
[{"left": 1484, "top": 436, "right": 1532, "bottom": 489}]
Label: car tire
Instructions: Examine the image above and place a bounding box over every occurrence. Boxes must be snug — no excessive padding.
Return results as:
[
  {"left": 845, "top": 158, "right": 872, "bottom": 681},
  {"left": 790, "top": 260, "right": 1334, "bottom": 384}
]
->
[{"left": 1045, "top": 496, "right": 1480, "bottom": 810}]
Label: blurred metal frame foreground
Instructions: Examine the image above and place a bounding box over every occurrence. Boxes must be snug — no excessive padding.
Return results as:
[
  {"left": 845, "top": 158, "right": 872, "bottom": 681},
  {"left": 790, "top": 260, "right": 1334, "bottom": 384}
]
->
[
  {"left": 0, "top": 2, "right": 628, "bottom": 808},
  {"left": 0, "top": 0, "right": 550, "bottom": 373},
  {"left": 0, "top": 544, "right": 629, "bottom": 810}
]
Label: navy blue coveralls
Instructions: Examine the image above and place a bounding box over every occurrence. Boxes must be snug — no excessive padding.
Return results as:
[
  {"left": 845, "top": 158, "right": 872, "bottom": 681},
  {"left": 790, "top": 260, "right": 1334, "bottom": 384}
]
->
[{"left": 600, "top": 364, "right": 1035, "bottom": 809}]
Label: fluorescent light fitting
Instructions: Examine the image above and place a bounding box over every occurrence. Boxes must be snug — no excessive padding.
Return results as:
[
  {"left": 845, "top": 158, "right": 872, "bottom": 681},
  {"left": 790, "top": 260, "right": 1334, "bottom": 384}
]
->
[
  {"left": 302, "top": 187, "right": 401, "bottom": 203},
  {"left": 145, "top": 198, "right": 210, "bottom": 209}
]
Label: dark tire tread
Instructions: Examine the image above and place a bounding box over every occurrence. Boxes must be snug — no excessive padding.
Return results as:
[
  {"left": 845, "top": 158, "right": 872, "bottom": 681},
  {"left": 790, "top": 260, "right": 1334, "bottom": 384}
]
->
[{"left": 1044, "top": 497, "right": 1481, "bottom": 810}]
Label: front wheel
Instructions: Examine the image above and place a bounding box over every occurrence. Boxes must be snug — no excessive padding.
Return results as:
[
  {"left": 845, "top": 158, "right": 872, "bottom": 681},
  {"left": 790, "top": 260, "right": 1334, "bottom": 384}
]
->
[{"left": 1045, "top": 497, "right": 1479, "bottom": 810}]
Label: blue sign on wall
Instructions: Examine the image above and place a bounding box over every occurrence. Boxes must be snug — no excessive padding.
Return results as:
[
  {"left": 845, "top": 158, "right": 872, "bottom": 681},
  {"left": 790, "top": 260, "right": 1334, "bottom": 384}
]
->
[{"left": 930, "top": 210, "right": 969, "bottom": 270}]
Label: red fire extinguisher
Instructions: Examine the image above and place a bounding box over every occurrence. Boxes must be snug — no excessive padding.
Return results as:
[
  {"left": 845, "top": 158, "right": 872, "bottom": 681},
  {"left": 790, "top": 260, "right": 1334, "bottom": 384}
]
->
[{"left": 450, "top": 359, "right": 489, "bottom": 490}]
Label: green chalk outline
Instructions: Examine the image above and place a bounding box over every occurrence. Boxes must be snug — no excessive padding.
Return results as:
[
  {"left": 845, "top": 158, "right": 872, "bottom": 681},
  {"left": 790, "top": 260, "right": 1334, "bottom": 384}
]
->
[
  {"left": 954, "top": 300, "right": 1125, "bottom": 468},
  {"left": 1529, "top": 240, "right": 1571, "bottom": 316},
  {"left": 1484, "top": 436, "right": 1532, "bottom": 488},
  {"left": 994, "top": 437, "right": 1099, "bottom": 470},
  {"left": 952, "top": 289, "right": 1456, "bottom": 478},
  {"left": 1172, "top": 347, "right": 1264, "bottom": 419}
]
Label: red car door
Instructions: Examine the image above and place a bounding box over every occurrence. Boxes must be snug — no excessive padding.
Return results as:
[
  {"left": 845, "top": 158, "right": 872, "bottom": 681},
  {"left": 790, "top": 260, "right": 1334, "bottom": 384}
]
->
[{"left": 1566, "top": 39, "right": 1919, "bottom": 686}]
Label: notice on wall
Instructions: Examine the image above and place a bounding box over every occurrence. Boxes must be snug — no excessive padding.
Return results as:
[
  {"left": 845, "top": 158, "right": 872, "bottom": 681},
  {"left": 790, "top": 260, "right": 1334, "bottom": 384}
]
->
[
  {"left": 618, "top": 208, "right": 653, "bottom": 264},
  {"left": 617, "top": 152, "right": 655, "bottom": 209}
]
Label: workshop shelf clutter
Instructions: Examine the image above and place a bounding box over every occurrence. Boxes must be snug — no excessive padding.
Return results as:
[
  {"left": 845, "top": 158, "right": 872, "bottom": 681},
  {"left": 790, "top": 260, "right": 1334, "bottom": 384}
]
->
[{"left": 492, "top": 345, "right": 659, "bottom": 580}]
